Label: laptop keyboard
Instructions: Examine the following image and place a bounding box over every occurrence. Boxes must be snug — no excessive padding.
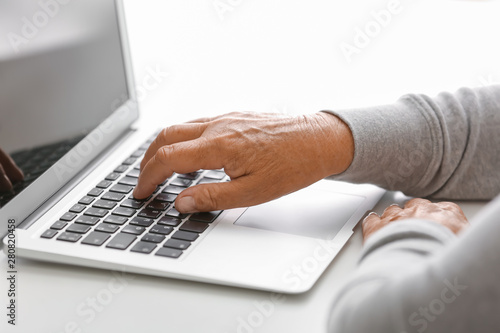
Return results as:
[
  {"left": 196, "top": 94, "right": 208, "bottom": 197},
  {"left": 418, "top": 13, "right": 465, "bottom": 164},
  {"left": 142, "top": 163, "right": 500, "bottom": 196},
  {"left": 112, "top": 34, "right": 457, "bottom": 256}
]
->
[
  {"left": 40, "top": 133, "right": 227, "bottom": 259},
  {"left": 0, "top": 136, "right": 83, "bottom": 208}
]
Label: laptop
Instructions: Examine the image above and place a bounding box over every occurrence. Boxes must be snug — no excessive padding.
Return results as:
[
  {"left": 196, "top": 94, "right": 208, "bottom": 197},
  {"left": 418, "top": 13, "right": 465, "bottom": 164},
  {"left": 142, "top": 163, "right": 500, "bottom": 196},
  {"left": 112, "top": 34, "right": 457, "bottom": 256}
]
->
[{"left": 0, "top": 0, "right": 385, "bottom": 293}]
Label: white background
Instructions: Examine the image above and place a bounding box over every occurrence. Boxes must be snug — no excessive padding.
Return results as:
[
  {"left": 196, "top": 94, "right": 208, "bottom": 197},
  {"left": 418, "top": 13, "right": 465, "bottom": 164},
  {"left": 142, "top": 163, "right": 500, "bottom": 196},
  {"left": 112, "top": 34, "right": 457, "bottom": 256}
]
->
[{"left": 1, "top": 0, "right": 499, "bottom": 332}]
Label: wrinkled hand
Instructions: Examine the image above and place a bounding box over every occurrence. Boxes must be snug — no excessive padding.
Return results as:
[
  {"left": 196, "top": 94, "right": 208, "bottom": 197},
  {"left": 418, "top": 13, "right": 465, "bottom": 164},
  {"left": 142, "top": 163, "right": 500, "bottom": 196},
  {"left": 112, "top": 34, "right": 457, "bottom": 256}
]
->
[
  {"left": 362, "top": 198, "right": 469, "bottom": 241},
  {"left": 0, "top": 148, "right": 24, "bottom": 192},
  {"left": 134, "top": 111, "right": 354, "bottom": 213}
]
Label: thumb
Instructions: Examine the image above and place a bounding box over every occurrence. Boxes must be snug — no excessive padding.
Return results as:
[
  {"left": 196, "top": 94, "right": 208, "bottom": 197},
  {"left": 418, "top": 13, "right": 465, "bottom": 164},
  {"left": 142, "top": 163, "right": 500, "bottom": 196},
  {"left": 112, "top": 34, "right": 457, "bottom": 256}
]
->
[{"left": 175, "top": 179, "right": 254, "bottom": 213}]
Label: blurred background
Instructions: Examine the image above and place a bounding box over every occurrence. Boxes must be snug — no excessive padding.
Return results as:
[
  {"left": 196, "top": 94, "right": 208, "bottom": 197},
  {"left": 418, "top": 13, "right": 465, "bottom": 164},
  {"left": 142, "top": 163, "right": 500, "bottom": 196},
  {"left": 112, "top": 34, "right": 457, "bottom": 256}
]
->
[{"left": 124, "top": 0, "right": 500, "bottom": 127}]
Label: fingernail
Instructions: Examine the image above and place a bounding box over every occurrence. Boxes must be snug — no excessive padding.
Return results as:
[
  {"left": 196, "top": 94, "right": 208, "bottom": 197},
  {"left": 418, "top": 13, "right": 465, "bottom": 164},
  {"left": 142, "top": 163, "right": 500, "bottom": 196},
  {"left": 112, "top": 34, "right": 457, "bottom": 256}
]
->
[
  {"left": 177, "top": 196, "right": 197, "bottom": 213},
  {"left": 363, "top": 212, "right": 378, "bottom": 221}
]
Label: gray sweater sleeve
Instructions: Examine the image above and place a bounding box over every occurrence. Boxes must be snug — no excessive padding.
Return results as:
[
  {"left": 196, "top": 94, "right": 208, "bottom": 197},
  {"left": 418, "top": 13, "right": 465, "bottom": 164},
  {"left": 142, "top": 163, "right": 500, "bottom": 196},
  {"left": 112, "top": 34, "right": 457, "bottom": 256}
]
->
[
  {"left": 327, "top": 196, "right": 500, "bottom": 333},
  {"left": 325, "top": 85, "right": 500, "bottom": 200},
  {"left": 324, "top": 86, "right": 500, "bottom": 332}
]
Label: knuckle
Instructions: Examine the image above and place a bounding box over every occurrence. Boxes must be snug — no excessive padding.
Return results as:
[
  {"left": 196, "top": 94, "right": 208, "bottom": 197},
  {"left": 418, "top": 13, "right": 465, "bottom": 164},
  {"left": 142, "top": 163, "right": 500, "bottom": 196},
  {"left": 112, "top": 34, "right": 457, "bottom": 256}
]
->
[
  {"left": 161, "top": 125, "right": 180, "bottom": 139},
  {"left": 197, "top": 185, "right": 220, "bottom": 210},
  {"left": 155, "top": 145, "right": 175, "bottom": 166}
]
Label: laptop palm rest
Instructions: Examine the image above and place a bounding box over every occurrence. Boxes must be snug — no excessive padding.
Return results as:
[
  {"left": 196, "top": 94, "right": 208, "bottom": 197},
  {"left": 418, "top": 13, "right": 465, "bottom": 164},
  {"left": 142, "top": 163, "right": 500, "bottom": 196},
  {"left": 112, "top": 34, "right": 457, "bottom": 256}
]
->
[{"left": 234, "top": 187, "right": 365, "bottom": 240}]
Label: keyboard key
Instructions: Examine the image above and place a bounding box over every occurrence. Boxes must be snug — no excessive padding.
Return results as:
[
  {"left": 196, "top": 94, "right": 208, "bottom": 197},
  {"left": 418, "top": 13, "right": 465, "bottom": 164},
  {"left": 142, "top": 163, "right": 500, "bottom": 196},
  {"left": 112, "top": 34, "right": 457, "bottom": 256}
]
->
[
  {"left": 96, "top": 180, "right": 113, "bottom": 189},
  {"left": 190, "top": 211, "right": 222, "bottom": 223},
  {"left": 164, "top": 239, "right": 191, "bottom": 250},
  {"left": 180, "top": 220, "right": 209, "bottom": 233},
  {"left": 112, "top": 207, "right": 136, "bottom": 217},
  {"left": 138, "top": 209, "right": 161, "bottom": 219},
  {"left": 130, "top": 149, "right": 145, "bottom": 158},
  {"left": 122, "top": 157, "right": 136, "bottom": 165},
  {"left": 118, "top": 177, "right": 138, "bottom": 186},
  {"left": 155, "top": 247, "right": 182, "bottom": 259},
  {"left": 110, "top": 184, "right": 133, "bottom": 194},
  {"left": 41, "top": 229, "right": 58, "bottom": 239},
  {"left": 128, "top": 193, "right": 151, "bottom": 201},
  {"left": 121, "top": 225, "right": 146, "bottom": 235},
  {"left": 78, "top": 196, "right": 95, "bottom": 205},
  {"left": 130, "top": 217, "right": 154, "bottom": 227},
  {"left": 141, "top": 233, "right": 165, "bottom": 243},
  {"left": 75, "top": 216, "right": 100, "bottom": 226},
  {"left": 66, "top": 224, "right": 91, "bottom": 234},
  {"left": 95, "top": 223, "right": 120, "bottom": 233},
  {"left": 131, "top": 241, "right": 156, "bottom": 254},
  {"left": 155, "top": 193, "right": 176, "bottom": 203},
  {"left": 150, "top": 224, "right": 173, "bottom": 235},
  {"left": 146, "top": 200, "right": 169, "bottom": 211},
  {"left": 126, "top": 169, "right": 140, "bottom": 178},
  {"left": 177, "top": 172, "right": 200, "bottom": 180},
  {"left": 84, "top": 207, "right": 109, "bottom": 218},
  {"left": 169, "top": 178, "right": 192, "bottom": 187},
  {"left": 114, "top": 165, "right": 129, "bottom": 173},
  {"left": 102, "top": 192, "right": 125, "bottom": 202},
  {"left": 158, "top": 216, "right": 182, "bottom": 227},
  {"left": 57, "top": 232, "right": 82, "bottom": 243},
  {"left": 162, "top": 185, "right": 184, "bottom": 195},
  {"left": 106, "top": 233, "right": 136, "bottom": 250},
  {"left": 69, "top": 204, "right": 86, "bottom": 213},
  {"left": 204, "top": 170, "right": 226, "bottom": 179},
  {"left": 105, "top": 172, "right": 121, "bottom": 181},
  {"left": 87, "top": 188, "right": 103, "bottom": 197},
  {"left": 197, "top": 178, "right": 219, "bottom": 185},
  {"left": 121, "top": 199, "right": 145, "bottom": 209},
  {"left": 171, "top": 230, "right": 199, "bottom": 242},
  {"left": 81, "top": 231, "right": 111, "bottom": 246},
  {"left": 165, "top": 208, "right": 188, "bottom": 219},
  {"left": 60, "top": 212, "right": 77, "bottom": 221},
  {"left": 50, "top": 221, "right": 68, "bottom": 230},
  {"left": 104, "top": 215, "right": 128, "bottom": 225},
  {"left": 93, "top": 199, "right": 117, "bottom": 210}
]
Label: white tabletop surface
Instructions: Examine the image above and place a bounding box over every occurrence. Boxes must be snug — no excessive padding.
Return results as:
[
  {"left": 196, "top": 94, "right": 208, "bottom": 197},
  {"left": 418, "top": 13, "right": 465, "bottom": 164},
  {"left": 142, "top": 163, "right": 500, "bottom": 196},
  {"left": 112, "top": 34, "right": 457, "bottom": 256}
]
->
[{"left": 1, "top": 1, "right": 499, "bottom": 332}]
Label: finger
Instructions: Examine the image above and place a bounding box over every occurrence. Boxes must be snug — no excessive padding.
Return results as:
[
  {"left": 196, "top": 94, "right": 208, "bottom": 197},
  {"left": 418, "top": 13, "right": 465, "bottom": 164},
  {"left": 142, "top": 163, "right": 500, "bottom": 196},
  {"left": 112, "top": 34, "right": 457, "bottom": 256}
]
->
[
  {"left": 185, "top": 111, "right": 265, "bottom": 124},
  {"left": 185, "top": 111, "right": 244, "bottom": 124},
  {"left": 362, "top": 212, "right": 380, "bottom": 227},
  {"left": 404, "top": 198, "right": 431, "bottom": 209},
  {"left": 382, "top": 204, "right": 403, "bottom": 217},
  {"left": 175, "top": 176, "right": 262, "bottom": 213},
  {"left": 0, "top": 148, "right": 24, "bottom": 182},
  {"left": 361, "top": 212, "right": 381, "bottom": 240},
  {"left": 134, "top": 139, "right": 222, "bottom": 199},
  {"left": 140, "top": 123, "right": 207, "bottom": 170},
  {"left": 185, "top": 115, "right": 218, "bottom": 123},
  {"left": 0, "top": 163, "right": 13, "bottom": 192}
]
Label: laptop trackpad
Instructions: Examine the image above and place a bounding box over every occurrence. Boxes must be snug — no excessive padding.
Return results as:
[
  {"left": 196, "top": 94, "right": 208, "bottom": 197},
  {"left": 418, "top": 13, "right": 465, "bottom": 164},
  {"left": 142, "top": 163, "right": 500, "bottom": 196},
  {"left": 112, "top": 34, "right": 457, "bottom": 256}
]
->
[{"left": 234, "top": 188, "right": 365, "bottom": 240}]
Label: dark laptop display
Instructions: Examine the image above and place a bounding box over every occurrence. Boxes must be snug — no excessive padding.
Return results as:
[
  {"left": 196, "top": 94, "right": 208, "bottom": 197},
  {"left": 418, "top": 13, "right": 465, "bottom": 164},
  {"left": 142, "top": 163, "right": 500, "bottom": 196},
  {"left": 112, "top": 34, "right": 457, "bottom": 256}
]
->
[{"left": 0, "top": 0, "right": 129, "bottom": 208}]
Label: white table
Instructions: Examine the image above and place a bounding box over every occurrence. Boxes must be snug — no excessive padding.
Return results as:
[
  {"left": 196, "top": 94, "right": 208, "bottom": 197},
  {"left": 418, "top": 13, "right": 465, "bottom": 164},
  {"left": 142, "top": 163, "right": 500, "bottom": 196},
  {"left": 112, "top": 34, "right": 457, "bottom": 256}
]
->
[{"left": 1, "top": 1, "right": 498, "bottom": 332}]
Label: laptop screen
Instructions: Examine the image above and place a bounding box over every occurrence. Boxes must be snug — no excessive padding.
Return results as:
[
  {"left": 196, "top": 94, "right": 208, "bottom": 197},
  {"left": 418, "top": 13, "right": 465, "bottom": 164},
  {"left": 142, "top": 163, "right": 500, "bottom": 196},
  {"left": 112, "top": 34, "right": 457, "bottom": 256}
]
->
[{"left": 0, "top": 0, "right": 130, "bottom": 209}]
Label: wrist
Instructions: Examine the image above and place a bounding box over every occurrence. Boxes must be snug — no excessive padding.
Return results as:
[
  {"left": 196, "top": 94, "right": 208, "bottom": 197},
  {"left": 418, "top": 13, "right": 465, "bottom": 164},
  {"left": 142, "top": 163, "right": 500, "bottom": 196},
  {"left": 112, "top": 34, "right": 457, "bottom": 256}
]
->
[{"left": 313, "top": 111, "right": 354, "bottom": 176}]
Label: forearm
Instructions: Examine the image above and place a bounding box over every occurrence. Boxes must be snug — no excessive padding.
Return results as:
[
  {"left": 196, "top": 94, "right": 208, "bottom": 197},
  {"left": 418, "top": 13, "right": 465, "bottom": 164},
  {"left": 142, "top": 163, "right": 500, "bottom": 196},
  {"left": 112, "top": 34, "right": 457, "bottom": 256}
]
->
[
  {"left": 328, "top": 195, "right": 500, "bottom": 333},
  {"left": 324, "top": 85, "right": 500, "bottom": 200},
  {"left": 328, "top": 219, "right": 456, "bottom": 333}
]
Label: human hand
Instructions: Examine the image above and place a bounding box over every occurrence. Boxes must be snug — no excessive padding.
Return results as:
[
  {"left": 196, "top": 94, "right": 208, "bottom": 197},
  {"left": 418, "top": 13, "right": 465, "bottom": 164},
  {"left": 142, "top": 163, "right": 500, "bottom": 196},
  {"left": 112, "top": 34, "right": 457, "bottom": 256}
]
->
[
  {"left": 362, "top": 198, "right": 469, "bottom": 241},
  {"left": 0, "top": 148, "right": 24, "bottom": 192},
  {"left": 134, "top": 111, "right": 354, "bottom": 213}
]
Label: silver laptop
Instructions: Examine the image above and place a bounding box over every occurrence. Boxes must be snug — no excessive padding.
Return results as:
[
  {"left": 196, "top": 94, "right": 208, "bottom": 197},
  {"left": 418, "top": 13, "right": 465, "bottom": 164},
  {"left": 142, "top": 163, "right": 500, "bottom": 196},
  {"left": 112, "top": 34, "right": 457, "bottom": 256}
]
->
[{"left": 0, "top": 0, "right": 384, "bottom": 293}]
